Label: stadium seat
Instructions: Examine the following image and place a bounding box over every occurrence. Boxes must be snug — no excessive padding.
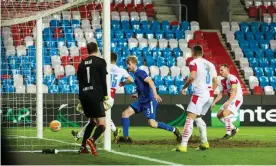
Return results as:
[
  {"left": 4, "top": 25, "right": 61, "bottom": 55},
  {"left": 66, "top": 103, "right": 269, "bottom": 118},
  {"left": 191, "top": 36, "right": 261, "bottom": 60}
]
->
[
  {"left": 264, "top": 86, "right": 275, "bottom": 95},
  {"left": 168, "top": 85, "right": 178, "bottom": 95},
  {"left": 158, "top": 85, "right": 168, "bottom": 94},
  {"left": 160, "top": 66, "right": 169, "bottom": 77},
  {"left": 154, "top": 75, "right": 164, "bottom": 87},
  {"left": 149, "top": 65, "right": 159, "bottom": 78},
  {"left": 249, "top": 76, "right": 259, "bottom": 89},
  {"left": 244, "top": 67, "right": 254, "bottom": 80},
  {"left": 15, "top": 85, "right": 26, "bottom": 93},
  {"left": 26, "top": 84, "right": 36, "bottom": 93},
  {"left": 164, "top": 75, "right": 174, "bottom": 86},
  {"left": 221, "top": 21, "right": 230, "bottom": 34},
  {"left": 13, "top": 74, "right": 23, "bottom": 87},
  {"left": 175, "top": 75, "right": 184, "bottom": 87},
  {"left": 259, "top": 76, "right": 269, "bottom": 88},
  {"left": 181, "top": 66, "right": 190, "bottom": 78},
  {"left": 65, "top": 65, "right": 76, "bottom": 76},
  {"left": 124, "top": 84, "right": 136, "bottom": 94},
  {"left": 43, "top": 75, "right": 56, "bottom": 86},
  {"left": 253, "top": 86, "right": 263, "bottom": 95}
]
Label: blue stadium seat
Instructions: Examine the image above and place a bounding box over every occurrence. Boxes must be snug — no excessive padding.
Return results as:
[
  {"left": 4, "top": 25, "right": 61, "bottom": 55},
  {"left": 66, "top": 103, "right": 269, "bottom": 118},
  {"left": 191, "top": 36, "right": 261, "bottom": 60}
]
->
[
  {"left": 50, "top": 20, "right": 60, "bottom": 27},
  {"left": 43, "top": 27, "right": 54, "bottom": 34},
  {"left": 239, "top": 40, "right": 249, "bottom": 49},
  {"left": 70, "top": 84, "right": 79, "bottom": 93},
  {"left": 250, "top": 22, "right": 260, "bottom": 32},
  {"left": 161, "top": 20, "right": 170, "bottom": 31},
  {"left": 163, "top": 48, "right": 172, "bottom": 59},
  {"left": 43, "top": 56, "right": 51, "bottom": 65},
  {"left": 164, "top": 75, "right": 174, "bottom": 86},
  {"left": 240, "top": 22, "right": 249, "bottom": 32},
  {"left": 22, "top": 69, "right": 31, "bottom": 78},
  {"left": 152, "top": 48, "right": 161, "bottom": 59},
  {"left": 68, "top": 75, "right": 78, "bottom": 86},
  {"left": 249, "top": 40, "right": 259, "bottom": 49},
  {"left": 58, "top": 76, "right": 68, "bottom": 86},
  {"left": 8, "top": 56, "right": 19, "bottom": 69},
  {"left": 135, "top": 29, "right": 144, "bottom": 39},
  {"left": 49, "top": 48, "right": 59, "bottom": 56},
  {"left": 45, "top": 39, "right": 56, "bottom": 48},
  {"left": 259, "top": 40, "right": 269, "bottom": 49},
  {"left": 131, "top": 20, "right": 141, "bottom": 30},
  {"left": 24, "top": 75, "right": 36, "bottom": 85},
  {"left": 132, "top": 47, "right": 142, "bottom": 57},
  {"left": 2, "top": 85, "right": 15, "bottom": 93},
  {"left": 245, "top": 32, "right": 254, "bottom": 40},
  {"left": 173, "top": 48, "right": 182, "bottom": 58},
  {"left": 260, "top": 22, "right": 269, "bottom": 32},
  {"left": 254, "top": 32, "right": 264, "bottom": 40},
  {"left": 270, "top": 76, "right": 276, "bottom": 89},
  {"left": 154, "top": 75, "right": 164, "bottom": 87},
  {"left": 155, "top": 30, "right": 164, "bottom": 40},
  {"left": 142, "top": 47, "right": 151, "bottom": 56},
  {"left": 265, "top": 49, "right": 274, "bottom": 60},
  {"left": 175, "top": 75, "right": 184, "bottom": 87},
  {"left": 59, "top": 84, "right": 70, "bottom": 93},
  {"left": 175, "top": 30, "right": 184, "bottom": 40},
  {"left": 254, "top": 67, "right": 264, "bottom": 77},
  {"left": 71, "top": 20, "right": 80, "bottom": 28},
  {"left": 235, "top": 31, "right": 244, "bottom": 40},
  {"left": 95, "top": 29, "right": 103, "bottom": 40},
  {"left": 2, "top": 78, "right": 13, "bottom": 86},
  {"left": 244, "top": 49, "right": 254, "bottom": 58},
  {"left": 158, "top": 85, "right": 168, "bottom": 94},
  {"left": 11, "top": 69, "right": 21, "bottom": 75},
  {"left": 121, "top": 20, "right": 130, "bottom": 30},
  {"left": 117, "top": 38, "right": 128, "bottom": 49},
  {"left": 19, "top": 56, "right": 29, "bottom": 64},
  {"left": 43, "top": 75, "right": 56, "bottom": 86},
  {"left": 255, "top": 49, "right": 265, "bottom": 58},
  {"left": 271, "top": 59, "right": 276, "bottom": 69},
  {"left": 122, "top": 47, "right": 130, "bottom": 59},
  {"left": 180, "top": 21, "right": 190, "bottom": 31},
  {"left": 171, "top": 23, "right": 180, "bottom": 31},
  {"left": 48, "top": 84, "right": 59, "bottom": 93},
  {"left": 115, "top": 30, "right": 124, "bottom": 39},
  {"left": 141, "top": 21, "right": 150, "bottom": 30},
  {"left": 265, "top": 31, "right": 273, "bottom": 40},
  {"left": 259, "top": 58, "right": 269, "bottom": 68},
  {"left": 145, "top": 56, "right": 155, "bottom": 67},
  {"left": 145, "top": 30, "right": 154, "bottom": 39},
  {"left": 124, "top": 84, "right": 136, "bottom": 94},
  {"left": 270, "top": 22, "right": 276, "bottom": 32},
  {"left": 167, "top": 56, "right": 176, "bottom": 68},
  {"left": 169, "top": 85, "right": 179, "bottom": 95},
  {"left": 111, "top": 20, "right": 120, "bottom": 30},
  {"left": 125, "top": 29, "right": 134, "bottom": 39},
  {"left": 259, "top": 76, "right": 269, "bottom": 88},
  {"left": 156, "top": 57, "right": 166, "bottom": 67},
  {"left": 165, "top": 30, "right": 174, "bottom": 39},
  {"left": 264, "top": 67, "right": 274, "bottom": 77},
  {"left": 152, "top": 20, "right": 161, "bottom": 31}
]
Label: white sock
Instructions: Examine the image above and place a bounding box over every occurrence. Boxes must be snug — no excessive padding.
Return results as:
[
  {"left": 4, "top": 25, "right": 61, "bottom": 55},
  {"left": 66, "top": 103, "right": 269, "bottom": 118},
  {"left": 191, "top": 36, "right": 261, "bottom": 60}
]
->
[
  {"left": 77, "top": 121, "right": 90, "bottom": 138},
  {"left": 224, "top": 117, "right": 232, "bottom": 135},
  {"left": 181, "top": 117, "right": 194, "bottom": 147},
  {"left": 110, "top": 120, "right": 117, "bottom": 132},
  {"left": 220, "top": 117, "right": 236, "bottom": 130},
  {"left": 195, "top": 118, "right": 207, "bottom": 144}
]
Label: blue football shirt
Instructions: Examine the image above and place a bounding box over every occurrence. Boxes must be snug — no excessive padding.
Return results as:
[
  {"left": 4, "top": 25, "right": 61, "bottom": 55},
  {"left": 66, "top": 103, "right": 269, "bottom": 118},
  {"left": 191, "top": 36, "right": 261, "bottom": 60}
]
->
[{"left": 134, "top": 69, "right": 154, "bottom": 103}]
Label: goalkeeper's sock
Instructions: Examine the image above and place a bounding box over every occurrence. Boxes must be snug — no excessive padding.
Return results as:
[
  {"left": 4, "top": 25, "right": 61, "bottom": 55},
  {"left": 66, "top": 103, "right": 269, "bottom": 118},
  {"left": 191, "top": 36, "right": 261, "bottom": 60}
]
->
[
  {"left": 181, "top": 117, "right": 194, "bottom": 147},
  {"left": 81, "top": 121, "right": 96, "bottom": 147},
  {"left": 122, "top": 118, "right": 130, "bottom": 137},
  {"left": 92, "top": 125, "right": 105, "bottom": 141},
  {"left": 195, "top": 117, "right": 207, "bottom": 144},
  {"left": 157, "top": 122, "right": 175, "bottom": 132},
  {"left": 110, "top": 120, "right": 117, "bottom": 132},
  {"left": 78, "top": 121, "right": 90, "bottom": 138}
]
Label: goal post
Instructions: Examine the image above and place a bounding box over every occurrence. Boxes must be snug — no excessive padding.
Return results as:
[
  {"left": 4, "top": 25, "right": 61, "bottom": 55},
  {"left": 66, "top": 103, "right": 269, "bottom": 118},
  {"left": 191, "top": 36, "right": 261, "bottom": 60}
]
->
[{"left": 1, "top": 0, "right": 112, "bottom": 152}]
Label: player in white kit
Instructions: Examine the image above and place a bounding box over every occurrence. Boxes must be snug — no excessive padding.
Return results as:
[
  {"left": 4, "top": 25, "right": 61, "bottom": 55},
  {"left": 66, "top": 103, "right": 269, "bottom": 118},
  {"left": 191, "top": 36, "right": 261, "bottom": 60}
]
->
[
  {"left": 211, "top": 64, "right": 242, "bottom": 139},
  {"left": 173, "top": 45, "right": 211, "bottom": 153},
  {"left": 72, "top": 53, "right": 134, "bottom": 147}
]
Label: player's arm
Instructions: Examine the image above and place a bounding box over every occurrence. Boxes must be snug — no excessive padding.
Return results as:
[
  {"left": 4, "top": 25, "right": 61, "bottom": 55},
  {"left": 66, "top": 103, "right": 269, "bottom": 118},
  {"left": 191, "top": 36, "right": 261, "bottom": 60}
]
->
[
  {"left": 182, "top": 62, "right": 197, "bottom": 92},
  {"left": 212, "top": 76, "right": 218, "bottom": 90},
  {"left": 120, "top": 75, "right": 134, "bottom": 86},
  {"left": 144, "top": 77, "right": 162, "bottom": 102},
  {"left": 212, "top": 91, "right": 223, "bottom": 105}
]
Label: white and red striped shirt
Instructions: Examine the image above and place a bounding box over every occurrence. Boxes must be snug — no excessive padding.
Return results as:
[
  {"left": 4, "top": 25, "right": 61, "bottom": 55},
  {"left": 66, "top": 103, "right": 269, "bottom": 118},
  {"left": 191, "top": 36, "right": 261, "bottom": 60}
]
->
[
  {"left": 110, "top": 64, "right": 130, "bottom": 98},
  {"left": 219, "top": 74, "right": 243, "bottom": 99}
]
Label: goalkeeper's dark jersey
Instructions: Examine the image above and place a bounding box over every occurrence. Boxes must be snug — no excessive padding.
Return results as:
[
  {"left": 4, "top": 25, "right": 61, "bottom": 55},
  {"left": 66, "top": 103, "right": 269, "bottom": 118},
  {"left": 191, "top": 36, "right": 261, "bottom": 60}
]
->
[{"left": 77, "top": 56, "right": 108, "bottom": 98}]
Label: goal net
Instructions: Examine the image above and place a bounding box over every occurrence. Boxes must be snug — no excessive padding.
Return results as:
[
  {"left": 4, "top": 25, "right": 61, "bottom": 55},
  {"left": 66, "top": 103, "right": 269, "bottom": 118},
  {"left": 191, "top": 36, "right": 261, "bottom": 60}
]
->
[{"left": 1, "top": 0, "right": 109, "bottom": 153}]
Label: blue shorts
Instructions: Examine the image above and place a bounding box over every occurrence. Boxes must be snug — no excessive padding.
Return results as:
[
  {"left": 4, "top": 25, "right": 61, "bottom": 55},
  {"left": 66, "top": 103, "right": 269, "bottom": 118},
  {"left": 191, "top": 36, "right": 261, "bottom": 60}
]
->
[{"left": 130, "top": 100, "right": 157, "bottom": 120}]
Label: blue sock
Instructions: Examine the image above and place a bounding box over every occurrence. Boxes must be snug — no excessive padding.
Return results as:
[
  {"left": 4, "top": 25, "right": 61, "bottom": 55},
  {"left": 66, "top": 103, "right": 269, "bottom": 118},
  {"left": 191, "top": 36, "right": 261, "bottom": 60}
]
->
[
  {"left": 157, "top": 122, "right": 175, "bottom": 132},
  {"left": 122, "top": 118, "right": 130, "bottom": 137}
]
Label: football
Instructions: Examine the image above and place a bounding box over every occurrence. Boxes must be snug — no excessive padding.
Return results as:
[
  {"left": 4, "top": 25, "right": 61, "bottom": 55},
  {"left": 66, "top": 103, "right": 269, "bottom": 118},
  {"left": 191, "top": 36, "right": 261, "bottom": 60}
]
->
[{"left": 49, "top": 120, "right": 61, "bottom": 132}]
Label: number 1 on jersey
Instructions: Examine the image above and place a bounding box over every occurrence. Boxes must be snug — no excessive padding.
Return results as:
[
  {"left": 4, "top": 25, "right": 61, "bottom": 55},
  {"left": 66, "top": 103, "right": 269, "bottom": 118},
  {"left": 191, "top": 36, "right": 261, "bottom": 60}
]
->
[{"left": 86, "top": 67, "right": 90, "bottom": 83}]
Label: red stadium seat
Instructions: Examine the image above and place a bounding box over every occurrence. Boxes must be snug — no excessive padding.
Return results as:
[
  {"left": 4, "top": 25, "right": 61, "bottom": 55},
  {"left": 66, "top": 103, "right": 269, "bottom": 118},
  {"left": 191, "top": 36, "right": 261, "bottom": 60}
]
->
[
  {"left": 248, "top": 6, "right": 258, "bottom": 18},
  {"left": 253, "top": 86, "right": 263, "bottom": 95},
  {"left": 80, "top": 11, "right": 91, "bottom": 19},
  {"left": 72, "top": 56, "right": 82, "bottom": 63},
  {"left": 110, "top": 3, "right": 116, "bottom": 12},
  {"left": 146, "top": 10, "right": 155, "bottom": 17},
  {"left": 259, "top": 5, "right": 267, "bottom": 16},
  {"left": 203, "top": 48, "right": 212, "bottom": 56},
  {"left": 61, "top": 56, "right": 71, "bottom": 67},
  {"left": 188, "top": 39, "right": 197, "bottom": 48},
  {"left": 117, "top": 4, "right": 125, "bottom": 12},
  {"left": 267, "top": 5, "right": 276, "bottom": 16},
  {"left": 136, "top": 4, "right": 144, "bottom": 13},
  {"left": 80, "top": 47, "right": 88, "bottom": 56},
  {"left": 127, "top": 4, "right": 136, "bottom": 13},
  {"left": 170, "top": 21, "right": 179, "bottom": 26},
  {"left": 145, "top": 4, "right": 153, "bottom": 10},
  {"left": 74, "top": 63, "right": 80, "bottom": 72},
  {"left": 81, "top": 55, "right": 88, "bottom": 60}
]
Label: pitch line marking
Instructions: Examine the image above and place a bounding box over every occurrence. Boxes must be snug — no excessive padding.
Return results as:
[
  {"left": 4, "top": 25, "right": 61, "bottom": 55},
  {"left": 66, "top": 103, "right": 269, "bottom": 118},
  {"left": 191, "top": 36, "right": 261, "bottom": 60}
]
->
[{"left": 7, "top": 135, "right": 184, "bottom": 166}]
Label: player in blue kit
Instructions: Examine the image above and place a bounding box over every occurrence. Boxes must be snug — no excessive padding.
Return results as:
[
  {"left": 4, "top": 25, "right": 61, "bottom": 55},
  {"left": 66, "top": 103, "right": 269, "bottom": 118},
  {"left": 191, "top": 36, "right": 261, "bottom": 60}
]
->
[{"left": 118, "top": 56, "right": 181, "bottom": 143}]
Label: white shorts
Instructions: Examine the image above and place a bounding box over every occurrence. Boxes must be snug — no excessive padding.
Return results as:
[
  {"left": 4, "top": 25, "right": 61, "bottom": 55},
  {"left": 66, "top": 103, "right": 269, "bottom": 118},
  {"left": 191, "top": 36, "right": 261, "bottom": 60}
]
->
[
  {"left": 187, "top": 93, "right": 209, "bottom": 115},
  {"left": 201, "top": 97, "right": 214, "bottom": 116},
  {"left": 220, "top": 98, "right": 243, "bottom": 115}
]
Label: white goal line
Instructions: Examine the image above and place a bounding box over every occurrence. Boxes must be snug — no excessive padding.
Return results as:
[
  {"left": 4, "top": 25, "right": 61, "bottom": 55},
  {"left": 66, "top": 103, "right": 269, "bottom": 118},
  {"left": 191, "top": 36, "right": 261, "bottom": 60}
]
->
[{"left": 6, "top": 135, "right": 183, "bottom": 166}]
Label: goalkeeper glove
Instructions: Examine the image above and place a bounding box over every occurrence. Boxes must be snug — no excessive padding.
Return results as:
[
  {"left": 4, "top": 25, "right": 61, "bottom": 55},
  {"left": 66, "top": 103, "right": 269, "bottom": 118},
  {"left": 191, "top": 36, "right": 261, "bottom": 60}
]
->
[
  {"left": 76, "top": 101, "right": 84, "bottom": 114},
  {"left": 103, "top": 96, "right": 112, "bottom": 111}
]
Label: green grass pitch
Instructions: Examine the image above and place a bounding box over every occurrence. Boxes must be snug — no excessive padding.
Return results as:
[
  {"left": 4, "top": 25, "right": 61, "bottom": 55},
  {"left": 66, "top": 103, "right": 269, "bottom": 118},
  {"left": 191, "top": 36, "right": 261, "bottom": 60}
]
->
[{"left": 4, "top": 127, "right": 276, "bottom": 165}]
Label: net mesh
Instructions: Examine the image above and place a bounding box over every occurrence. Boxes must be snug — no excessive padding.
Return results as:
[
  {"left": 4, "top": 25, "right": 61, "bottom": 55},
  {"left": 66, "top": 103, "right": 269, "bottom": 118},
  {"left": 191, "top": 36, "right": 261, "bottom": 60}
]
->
[{"left": 1, "top": 0, "right": 104, "bottom": 153}]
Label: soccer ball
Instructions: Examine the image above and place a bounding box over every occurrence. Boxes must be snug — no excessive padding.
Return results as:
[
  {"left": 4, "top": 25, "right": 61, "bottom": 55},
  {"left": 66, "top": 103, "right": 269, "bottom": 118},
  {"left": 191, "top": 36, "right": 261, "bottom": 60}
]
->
[{"left": 49, "top": 120, "right": 61, "bottom": 132}]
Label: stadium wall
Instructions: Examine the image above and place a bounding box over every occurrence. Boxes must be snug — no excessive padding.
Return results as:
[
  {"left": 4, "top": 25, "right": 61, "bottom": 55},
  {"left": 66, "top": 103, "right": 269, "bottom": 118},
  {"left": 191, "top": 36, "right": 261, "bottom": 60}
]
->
[{"left": 1, "top": 94, "right": 276, "bottom": 127}]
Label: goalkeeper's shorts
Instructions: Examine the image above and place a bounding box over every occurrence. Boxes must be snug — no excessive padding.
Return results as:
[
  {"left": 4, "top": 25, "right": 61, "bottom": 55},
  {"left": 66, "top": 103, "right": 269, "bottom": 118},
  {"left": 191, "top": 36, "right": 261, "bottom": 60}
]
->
[{"left": 79, "top": 92, "right": 105, "bottom": 118}]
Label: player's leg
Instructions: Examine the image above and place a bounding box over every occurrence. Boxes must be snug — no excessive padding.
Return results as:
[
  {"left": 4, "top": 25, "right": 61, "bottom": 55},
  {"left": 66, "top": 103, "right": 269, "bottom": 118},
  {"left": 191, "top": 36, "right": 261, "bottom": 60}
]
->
[
  {"left": 71, "top": 120, "right": 90, "bottom": 141},
  {"left": 119, "top": 105, "right": 136, "bottom": 142},
  {"left": 145, "top": 101, "right": 181, "bottom": 142},
  {"left": 174, "top": 95, "right": 207, "bottom": 152},
  {"left": 194, "top": 97, "right": 213, "bottom": 150}
]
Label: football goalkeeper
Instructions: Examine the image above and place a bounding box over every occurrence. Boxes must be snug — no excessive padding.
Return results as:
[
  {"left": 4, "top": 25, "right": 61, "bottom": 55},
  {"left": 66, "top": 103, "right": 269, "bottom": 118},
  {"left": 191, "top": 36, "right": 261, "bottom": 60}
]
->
[{"left": 73, "top": 52, "right": 134, "bottom": 145}]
